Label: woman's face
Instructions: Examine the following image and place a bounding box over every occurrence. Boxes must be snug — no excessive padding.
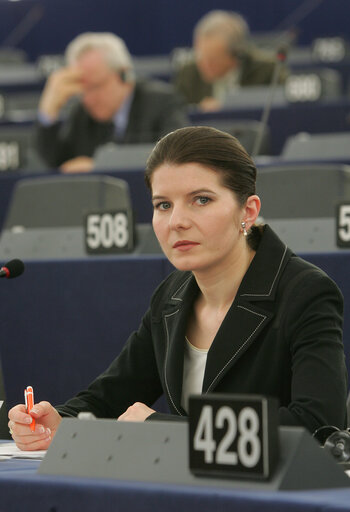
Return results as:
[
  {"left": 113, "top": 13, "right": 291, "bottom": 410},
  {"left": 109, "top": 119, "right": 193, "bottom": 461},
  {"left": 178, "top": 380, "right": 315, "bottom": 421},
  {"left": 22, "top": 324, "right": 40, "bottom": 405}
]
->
[{"left": 151, "top": 162, "right": 247, "bottom": 274}]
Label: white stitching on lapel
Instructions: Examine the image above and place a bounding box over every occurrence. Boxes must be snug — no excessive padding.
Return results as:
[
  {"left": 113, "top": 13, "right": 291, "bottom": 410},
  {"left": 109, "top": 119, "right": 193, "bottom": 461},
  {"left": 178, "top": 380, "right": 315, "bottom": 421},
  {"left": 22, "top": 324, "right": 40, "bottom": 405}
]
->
[
  {"left": 161, "top": 274, "right": 192, "bottom": 415},
  {"left": 164, "top": 310, "right": 183, "bottom": 415},
  {"left": 241, "top": 245, "right": 288, "bottom": 297},
  {"left": 171, "top": 275, "right": 192, "bottom": 301},
  {"left": 206, "top": 305, "right": 267, "bottom": 392}
]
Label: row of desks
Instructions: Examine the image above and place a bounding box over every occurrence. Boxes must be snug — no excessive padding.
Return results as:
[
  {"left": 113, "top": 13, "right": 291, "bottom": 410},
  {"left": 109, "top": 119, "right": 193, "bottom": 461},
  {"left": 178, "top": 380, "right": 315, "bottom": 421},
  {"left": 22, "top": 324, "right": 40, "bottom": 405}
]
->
[
  {"left": 1, "top": 51, "right": 350, "bottom": 91},
  {"left": 0, "top": 96, "right": 349, "bottom": 175},
  {"left": 1, "top": 153, "right": 350, "bottom": 231},
  {"left": 189, "top": 97, "right": 350, "bottom": 154}
]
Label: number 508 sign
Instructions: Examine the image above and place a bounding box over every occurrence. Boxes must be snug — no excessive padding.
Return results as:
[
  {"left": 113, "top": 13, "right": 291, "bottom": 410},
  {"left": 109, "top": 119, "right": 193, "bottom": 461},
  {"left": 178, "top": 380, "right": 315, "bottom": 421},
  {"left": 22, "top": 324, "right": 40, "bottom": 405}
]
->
[
  {"left": 337, "top": 203, "right": 350, "bottom": 248},
  {"left": 189, "top": 394, "right": 279, "bottom": 480},
  {"left": 85, "top": 210, "right": 134, "bottom": 254}
]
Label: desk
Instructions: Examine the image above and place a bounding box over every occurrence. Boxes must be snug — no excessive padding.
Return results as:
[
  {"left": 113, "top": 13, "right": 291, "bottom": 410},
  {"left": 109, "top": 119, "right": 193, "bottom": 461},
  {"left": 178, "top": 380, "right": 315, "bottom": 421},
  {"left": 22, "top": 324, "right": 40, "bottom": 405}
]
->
[
  {"left": 0, "top": 64, "right": 44, "bottom": 93},
  {"left": 0, "top": 458, "right": 350, "bottom": 512}
]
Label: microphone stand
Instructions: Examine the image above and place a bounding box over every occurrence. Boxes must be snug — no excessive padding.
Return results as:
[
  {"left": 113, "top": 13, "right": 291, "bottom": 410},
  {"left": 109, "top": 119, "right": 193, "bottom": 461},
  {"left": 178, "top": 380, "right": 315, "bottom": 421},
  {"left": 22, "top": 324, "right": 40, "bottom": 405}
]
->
[{"left": 251, "top": 47, "right": 287, "bottom": 158}]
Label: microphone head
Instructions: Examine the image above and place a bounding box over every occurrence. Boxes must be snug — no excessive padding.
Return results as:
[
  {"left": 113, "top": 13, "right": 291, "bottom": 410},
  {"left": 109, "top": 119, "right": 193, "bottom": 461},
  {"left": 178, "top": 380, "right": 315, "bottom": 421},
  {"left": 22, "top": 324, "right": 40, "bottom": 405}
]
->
[
  {"left": 276, "top": 45, "right": 288, "bottom": 62},
  {"left": 324, "top": 430, "right": 350, "bottom": 463},
  {"left": 0, "top": 259, "right": 25, "bottom": 279}
]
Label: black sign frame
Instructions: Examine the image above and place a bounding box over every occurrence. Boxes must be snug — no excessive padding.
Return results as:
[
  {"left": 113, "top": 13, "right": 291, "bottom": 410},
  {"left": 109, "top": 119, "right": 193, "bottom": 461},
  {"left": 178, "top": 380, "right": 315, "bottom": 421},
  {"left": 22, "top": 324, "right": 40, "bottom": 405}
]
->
[
  {"left": 336, "top": 202, "right": 350, "bottom": 248},
  {"left": 188, "top": 394, "right": 279, "bottom": 481},
  {"left": 84, "top": 208, "right": 135, "bottom": 255}
]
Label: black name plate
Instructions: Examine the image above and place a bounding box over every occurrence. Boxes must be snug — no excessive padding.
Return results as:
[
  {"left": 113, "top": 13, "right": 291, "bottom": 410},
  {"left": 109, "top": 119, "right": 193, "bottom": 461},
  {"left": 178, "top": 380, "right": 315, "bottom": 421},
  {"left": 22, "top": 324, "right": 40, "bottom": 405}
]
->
[
  {"left": 285, "top": 73, "right": 322, "bottom": 102},
  {"left": 189, "top": 394, "right": 279, "bottom": 480},
  {"left": 312, "top": 37, "right": 346, "bottom": 62},
  {"left": 336, "top": 202, "right": 350, "bottom": 248},
  {"left": 0, "top": 141, "right": 21, "bottom": 171},
  {"left": 85, "top": 209, "right": 134, "bottom": 254}
]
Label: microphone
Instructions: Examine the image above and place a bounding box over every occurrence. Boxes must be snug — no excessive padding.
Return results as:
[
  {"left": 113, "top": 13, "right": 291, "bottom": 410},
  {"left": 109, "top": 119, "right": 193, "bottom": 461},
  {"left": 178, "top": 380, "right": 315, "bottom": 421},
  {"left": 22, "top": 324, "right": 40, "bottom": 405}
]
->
[
  {"left": 0, "top": 259, "right": 25, "bottom": 279},
  {"left": 313, "top": 425, "right": 350, "bottom": 464}
]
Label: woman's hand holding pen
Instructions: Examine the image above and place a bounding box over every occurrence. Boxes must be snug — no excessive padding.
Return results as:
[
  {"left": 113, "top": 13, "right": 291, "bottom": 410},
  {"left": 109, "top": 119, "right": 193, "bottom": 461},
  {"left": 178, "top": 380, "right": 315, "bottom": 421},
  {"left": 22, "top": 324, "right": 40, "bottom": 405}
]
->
[{"left": 8, "top": 401, "right": 62, "bottom": 451}]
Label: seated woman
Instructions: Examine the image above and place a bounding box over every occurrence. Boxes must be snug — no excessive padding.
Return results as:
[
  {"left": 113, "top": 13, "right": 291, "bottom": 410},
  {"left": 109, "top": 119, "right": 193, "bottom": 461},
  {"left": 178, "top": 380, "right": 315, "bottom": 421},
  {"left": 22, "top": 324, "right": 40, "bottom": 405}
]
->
[{"left": 8, "top": 126, "right": 348, "bottom": 450}]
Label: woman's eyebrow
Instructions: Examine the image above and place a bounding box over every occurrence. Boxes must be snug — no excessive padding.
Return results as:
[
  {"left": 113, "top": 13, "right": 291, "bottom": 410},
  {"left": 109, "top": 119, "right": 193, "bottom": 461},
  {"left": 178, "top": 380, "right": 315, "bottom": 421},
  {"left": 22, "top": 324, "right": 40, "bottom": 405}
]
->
[
  {"left": 152, "top": 189, "right": 216, "bottom": 200},
  {"left": 189, "top": 188, "right": 216, "bottom": 195},
  {"left": 152, "top": 195, "right": 168, "bottom": 201}
]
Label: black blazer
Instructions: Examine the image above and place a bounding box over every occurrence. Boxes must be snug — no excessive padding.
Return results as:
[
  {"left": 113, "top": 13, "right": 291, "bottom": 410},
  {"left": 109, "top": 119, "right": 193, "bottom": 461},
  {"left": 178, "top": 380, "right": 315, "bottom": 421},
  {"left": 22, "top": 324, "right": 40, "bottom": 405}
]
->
[
  {"left": 36, "top": 79, "right": 189, "bottom": 168},
  {"left": 57, "top": 225, "right": 348, "bottom": 433}
]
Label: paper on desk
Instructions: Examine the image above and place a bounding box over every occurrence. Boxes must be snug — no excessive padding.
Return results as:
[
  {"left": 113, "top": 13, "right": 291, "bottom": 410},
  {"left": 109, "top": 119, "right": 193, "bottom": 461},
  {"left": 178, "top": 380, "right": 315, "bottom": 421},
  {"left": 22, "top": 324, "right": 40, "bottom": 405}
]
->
[{"left": 0, "top": 442, "right": 46, "bottom": 459}]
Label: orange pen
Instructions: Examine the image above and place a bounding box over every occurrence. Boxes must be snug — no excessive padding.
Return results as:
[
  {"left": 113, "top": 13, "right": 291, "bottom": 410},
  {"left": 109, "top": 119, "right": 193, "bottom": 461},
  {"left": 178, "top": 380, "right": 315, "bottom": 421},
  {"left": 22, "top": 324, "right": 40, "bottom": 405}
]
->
[{"left": 24, "top": 386, "right": 36, "bottom": 432}]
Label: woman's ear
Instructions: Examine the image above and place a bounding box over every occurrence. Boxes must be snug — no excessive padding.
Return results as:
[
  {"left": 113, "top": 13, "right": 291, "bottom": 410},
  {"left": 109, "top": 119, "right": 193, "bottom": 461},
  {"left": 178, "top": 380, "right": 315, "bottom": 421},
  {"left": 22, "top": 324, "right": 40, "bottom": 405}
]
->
[{"left": 243, "top": 195, "right": 261, "bottom": 230}]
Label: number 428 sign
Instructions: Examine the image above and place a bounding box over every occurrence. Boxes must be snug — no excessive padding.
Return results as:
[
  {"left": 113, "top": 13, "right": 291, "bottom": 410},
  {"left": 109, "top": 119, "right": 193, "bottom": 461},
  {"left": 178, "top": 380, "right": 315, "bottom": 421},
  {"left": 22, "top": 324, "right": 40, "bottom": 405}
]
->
[{"left": 188, "top": 394, "right": 279, "bottom": 480}]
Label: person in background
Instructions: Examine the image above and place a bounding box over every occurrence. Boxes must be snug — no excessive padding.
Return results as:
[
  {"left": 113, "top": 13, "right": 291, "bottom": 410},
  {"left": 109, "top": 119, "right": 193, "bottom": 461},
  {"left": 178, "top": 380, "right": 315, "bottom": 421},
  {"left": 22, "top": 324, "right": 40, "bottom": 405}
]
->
[
  {"left": 8, "top": 126, "right": 347, "bottom": 450},
  {"left": 173, "top": 10, "right": 288, "bottom": 111},
  {"left": 36, "top": 32, "right": 189, "bottom": 172}
]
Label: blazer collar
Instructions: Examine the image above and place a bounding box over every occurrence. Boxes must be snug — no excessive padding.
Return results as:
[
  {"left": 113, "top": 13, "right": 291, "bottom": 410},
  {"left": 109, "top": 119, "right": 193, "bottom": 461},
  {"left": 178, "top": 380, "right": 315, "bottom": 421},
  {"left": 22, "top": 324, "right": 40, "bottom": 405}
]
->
[
  {"left": 237, "top": 224, "right": 292, "bottom": 301},
  {"left": 162, "top": 225, "right": 292, "bottom": 410},
  {"left": 165, "top": 225, "right": 292, "bottom": 305},
  {"left": 204, "top": 226, "right": 292, "bottom": 392},
  {"left": 162, "top": 275, "right": 198, "bottom": 415}
]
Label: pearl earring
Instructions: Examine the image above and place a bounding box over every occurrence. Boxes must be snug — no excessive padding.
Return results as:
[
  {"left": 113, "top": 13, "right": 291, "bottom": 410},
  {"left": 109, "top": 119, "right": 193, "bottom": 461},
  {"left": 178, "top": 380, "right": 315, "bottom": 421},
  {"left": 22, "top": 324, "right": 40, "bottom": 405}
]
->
[{"left": 241, "top": 221, "right": 248, "bottom": 237}]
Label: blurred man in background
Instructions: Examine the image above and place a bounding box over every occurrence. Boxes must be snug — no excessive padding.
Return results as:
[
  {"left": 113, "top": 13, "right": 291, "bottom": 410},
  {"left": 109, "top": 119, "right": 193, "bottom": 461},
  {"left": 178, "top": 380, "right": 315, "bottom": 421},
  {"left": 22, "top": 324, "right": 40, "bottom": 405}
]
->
[
  {"left": 174, "top": 10, "right": 288, "bottom": 111},
  {"left": 37, "top": 32, "right": 189, "bottom": 172}
]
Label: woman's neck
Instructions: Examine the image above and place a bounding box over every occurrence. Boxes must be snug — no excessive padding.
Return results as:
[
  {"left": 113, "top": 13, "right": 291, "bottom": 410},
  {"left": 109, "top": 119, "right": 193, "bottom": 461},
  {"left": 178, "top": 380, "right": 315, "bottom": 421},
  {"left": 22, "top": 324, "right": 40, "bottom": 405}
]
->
[{"left": 193, "top": 244, "right": 255, "bottom": 311}]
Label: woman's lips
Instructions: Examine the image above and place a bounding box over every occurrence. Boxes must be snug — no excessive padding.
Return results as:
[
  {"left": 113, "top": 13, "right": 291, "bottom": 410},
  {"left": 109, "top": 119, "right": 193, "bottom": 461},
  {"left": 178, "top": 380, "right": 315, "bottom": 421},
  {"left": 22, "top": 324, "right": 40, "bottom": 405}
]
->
[{"left": 172, "top": 240, "right": 200, "bottom": 251}]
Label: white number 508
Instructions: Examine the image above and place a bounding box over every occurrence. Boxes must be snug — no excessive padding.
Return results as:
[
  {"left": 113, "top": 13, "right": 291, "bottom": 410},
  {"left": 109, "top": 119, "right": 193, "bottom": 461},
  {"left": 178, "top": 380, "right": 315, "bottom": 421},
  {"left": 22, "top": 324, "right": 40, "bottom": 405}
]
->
[{"left": 86, "top": 213, "right": 129, "bottom": 249}]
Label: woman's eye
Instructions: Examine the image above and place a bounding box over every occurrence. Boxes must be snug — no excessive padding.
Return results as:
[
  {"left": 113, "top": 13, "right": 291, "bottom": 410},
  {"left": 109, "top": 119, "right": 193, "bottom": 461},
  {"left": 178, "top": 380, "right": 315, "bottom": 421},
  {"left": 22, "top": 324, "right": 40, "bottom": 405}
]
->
[
  {"left": 195, "top": 196, "right": 211, "bottom": 205},
  {"left": 155, "top": 201, "right": 171, "bottom": 211}
]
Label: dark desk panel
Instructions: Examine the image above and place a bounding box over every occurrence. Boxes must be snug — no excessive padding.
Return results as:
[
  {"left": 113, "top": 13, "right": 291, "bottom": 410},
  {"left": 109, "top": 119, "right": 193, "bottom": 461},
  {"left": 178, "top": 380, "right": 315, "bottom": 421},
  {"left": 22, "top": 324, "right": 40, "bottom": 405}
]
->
[
  {"left": 0, "top": 256, "right": 171, "bottom": 408},
  {"left": 0, "top": 252, "right": 349, "bottom": 413},
  {"left": 0, "top": 459, "right": 350, "bottom": 512}
]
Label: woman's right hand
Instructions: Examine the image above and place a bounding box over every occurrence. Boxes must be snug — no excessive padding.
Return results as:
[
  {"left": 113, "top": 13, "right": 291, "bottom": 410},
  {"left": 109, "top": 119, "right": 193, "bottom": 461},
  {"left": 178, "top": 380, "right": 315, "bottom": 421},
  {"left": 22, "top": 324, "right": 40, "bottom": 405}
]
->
[{"left": 8, "top": 401, "right": 62, "bottom": 451}]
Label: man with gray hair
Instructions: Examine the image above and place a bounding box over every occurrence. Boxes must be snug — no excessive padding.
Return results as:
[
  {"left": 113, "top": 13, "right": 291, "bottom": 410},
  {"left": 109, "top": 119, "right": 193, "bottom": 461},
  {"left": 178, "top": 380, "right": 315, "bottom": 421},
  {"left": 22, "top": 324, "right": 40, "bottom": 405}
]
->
[
  {"left": 37, "top": 32, "right": 189, "bottom": 171},
  {"left": 174, "top": 10, "right": 287, "bottom": 111}
]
